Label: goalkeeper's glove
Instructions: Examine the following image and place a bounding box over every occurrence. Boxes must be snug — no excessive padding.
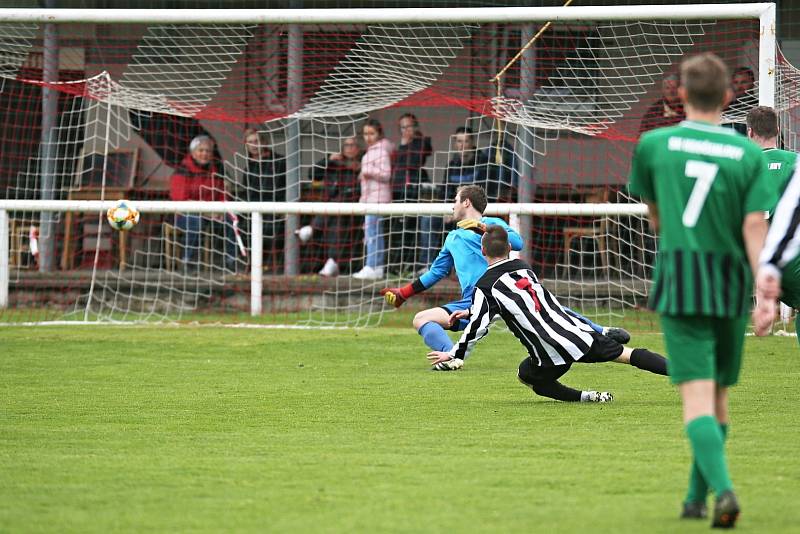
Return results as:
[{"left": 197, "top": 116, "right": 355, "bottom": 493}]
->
[
  {"left": 432, "top": 357, "right": 464, "bottom": 371},
  {"left": 296, "top": 225, "right": 314, "bottom": 243},
  {"left": 380, "top": 284, "right": 416, "bottom": 308},
  {"left": 457, "top": 218, "right": 487, "bottom": 235}
]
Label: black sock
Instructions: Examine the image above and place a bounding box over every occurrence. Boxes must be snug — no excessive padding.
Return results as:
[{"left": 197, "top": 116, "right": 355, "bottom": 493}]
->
[
  {"left": 523, "top": 379, "right": 582, "bottom": 402},
  {"left": 630, "top": 348, "right": 668, "bottom": 376}
]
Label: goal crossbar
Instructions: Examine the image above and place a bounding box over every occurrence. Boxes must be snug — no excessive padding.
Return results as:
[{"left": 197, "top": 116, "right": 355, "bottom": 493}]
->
[{"left": 0, "top": 4, "right": 776, "bottom": 24}]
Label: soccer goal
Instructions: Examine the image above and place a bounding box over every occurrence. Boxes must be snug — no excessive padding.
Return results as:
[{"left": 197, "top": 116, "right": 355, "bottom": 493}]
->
[{"left": 0, "top": 3, "right": 782, "bottom": 327}]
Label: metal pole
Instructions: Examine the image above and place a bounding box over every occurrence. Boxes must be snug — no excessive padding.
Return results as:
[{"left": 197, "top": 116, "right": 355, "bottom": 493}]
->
[
  {"left": 284, "top": 16, "right": 303, "bottom": 275},
  {"left": 0, "top": 210, "right": 8, "bottom": 308},
  {"left": 517, "top": 23, "right": 537, "bottom": 262},
  {"left": 758, "top": 3, "right": 776, "bottom": 108},
  {"left": 38, "top": 13, "right": 58, "bottom": 272},
  {"left": 250, "top": 211, "right": 263, "bottom": 316}
]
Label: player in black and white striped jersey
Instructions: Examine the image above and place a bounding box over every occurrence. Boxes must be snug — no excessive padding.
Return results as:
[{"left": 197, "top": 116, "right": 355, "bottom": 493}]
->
[
  {"left": 754, "top": 163, "right": 800, "bottom": 335},
  {"left": 427, "top": 225, "right": 669, "bottom": 403}
]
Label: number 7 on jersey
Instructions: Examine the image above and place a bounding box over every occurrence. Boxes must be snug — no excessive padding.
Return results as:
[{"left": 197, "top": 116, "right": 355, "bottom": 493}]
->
[{"left": 682, "top": 159, "right": 719, "bottom": 228}]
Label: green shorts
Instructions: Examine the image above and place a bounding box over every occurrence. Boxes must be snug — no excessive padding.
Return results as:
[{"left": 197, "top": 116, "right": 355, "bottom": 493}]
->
[
  {"left": 780, "top": 256, "right": 800, "bottom": 309},
  {"left": 660, "top": 314, "right": 747, "bottom": 387}
]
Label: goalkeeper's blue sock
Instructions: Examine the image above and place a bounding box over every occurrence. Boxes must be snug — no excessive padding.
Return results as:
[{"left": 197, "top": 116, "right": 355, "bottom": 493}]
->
[
  {"left": 419, "top": 322, "right": 454, "bottom": 352},
  {"left": 564, "top": 307, "right": 603, "bottom": 334}
]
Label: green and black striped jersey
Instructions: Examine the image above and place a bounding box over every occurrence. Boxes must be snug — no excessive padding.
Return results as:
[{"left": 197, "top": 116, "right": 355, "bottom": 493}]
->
[{"left": 629, "top": 120, "right": 775, "bottom": 317}]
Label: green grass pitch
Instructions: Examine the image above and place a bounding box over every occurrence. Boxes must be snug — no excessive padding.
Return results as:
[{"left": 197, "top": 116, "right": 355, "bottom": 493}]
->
[{"left": 1, "top": 323, "right": 798, "bottom": 532}]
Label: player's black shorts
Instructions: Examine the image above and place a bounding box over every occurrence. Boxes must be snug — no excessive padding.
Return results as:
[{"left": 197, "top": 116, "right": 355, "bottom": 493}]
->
[
  {"left": 581, "top": 332, "right": 625, "bottom": 363},
  {"left": 518, "top": 332, "right": 624, "bottom": 385}
]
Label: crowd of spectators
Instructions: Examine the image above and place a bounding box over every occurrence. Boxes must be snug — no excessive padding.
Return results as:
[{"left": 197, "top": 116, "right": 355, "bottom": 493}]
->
[
  {"left": 172, "top": 62, "right": 759, "bottom": 278},
  {"left": 639, "top": 67, "right": 756, "bottom": 136},
  {"left": 168, "top": 116, "right": 521, "bottom": 278}
]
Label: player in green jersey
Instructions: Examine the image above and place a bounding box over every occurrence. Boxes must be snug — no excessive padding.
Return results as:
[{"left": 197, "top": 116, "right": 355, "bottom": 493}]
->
[
  {"left": 746, "top": 106, "right": 800, "bottom": 341},
  {"left": 629, "top": 53, "right": 774, "bottom": 528},
  {"left": 747, "top": 106, "right": 797, "bottom": 213}
]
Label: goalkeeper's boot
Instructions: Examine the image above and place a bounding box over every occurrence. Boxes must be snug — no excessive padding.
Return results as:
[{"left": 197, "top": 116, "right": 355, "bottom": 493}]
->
[
  {"left": 586, "top": 391, "right": 614, "bottom": 403},
  {"left": 711, "top": 490, "right": 740, "bottom": 529},
  {"left": 680, "top": 501, "right": 708, "bottom": 519},
  {"left": 432, "top": 358, "right": 463, "bottom": 371},
  {"left": 602, "top": 327, "right": 631, "bottom": 344}
]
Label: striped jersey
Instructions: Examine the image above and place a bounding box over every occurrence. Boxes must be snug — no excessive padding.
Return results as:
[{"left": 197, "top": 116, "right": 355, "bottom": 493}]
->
[
  {"left": 449, "top": 258, "right": 596, "bottom": 367},
  {"left": 419, "top": 216, "right": 524, "bottom": 300},
  {"left": 629, "top": 120, "right": 775, "bottom": 317},
  {"left": 760, "top": 164, "right": 800, "bottom": 279}
]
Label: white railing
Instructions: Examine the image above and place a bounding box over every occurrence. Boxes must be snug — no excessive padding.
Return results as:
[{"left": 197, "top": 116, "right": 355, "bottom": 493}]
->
[
  {"left": 0, "top": 200, "right": 648, "bottom": 216},
  {"left": 0, "top": 201, "right": 649, "bottom": 314}
]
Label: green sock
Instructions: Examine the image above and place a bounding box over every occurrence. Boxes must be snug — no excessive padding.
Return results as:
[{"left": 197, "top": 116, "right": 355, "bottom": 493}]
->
[
  {"left": 795, "top": 314, "right": 800, "bottom": 349},
  {"left": 685, "top": 416, "right": 733, "bottom": 497},
  {"left": 685, "top": 423, "right": 728, "bottom": 503}
]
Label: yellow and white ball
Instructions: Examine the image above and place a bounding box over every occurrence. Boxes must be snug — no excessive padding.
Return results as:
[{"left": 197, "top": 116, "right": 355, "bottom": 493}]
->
[{"left": 106, "top": 200, "right": 140, "bottom": 231}]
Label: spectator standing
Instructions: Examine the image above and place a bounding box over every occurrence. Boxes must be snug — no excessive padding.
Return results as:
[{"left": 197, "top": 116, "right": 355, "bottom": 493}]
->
[
  {"left": 391, "top": 113, "right": 433, "bottom": 201},
  {"left": 242, "top": 128, "right": 287, "bottom": 272},
  {"left": 352, "top": 119, "right": 394, "bottom": 280},
  {"left": 297, "top": 137, "right": 362, "bottom": 276},
  {"left": 444, "top": 127, "right": 479, "bottom": 202},
  {"left": 391, "top": 113, "right": 437, "bottom": 270}
]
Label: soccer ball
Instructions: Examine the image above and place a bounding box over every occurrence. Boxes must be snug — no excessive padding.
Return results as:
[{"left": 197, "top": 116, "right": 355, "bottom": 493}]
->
[{"left": 106, "top": 200, "right": 140, "bottom": 231}]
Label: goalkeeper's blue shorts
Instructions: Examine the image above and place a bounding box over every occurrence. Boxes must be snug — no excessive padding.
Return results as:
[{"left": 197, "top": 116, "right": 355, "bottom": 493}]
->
[{"left": 440, "top": 296, "right": 472, "bottom": 331}]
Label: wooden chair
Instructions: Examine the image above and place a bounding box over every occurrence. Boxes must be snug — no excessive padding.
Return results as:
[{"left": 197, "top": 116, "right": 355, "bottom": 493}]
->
[
  {"left": 60, "top": 188, "right": 130, "bottom": 270},
  {"left": 562, "top": 188, "right": 613, "bottom": 276},
  {"left": 9, "top": 218, "right": 35, "bottom": 268},
  {"left": 162, "top": 220, "right": 211, "bottom": 271}
]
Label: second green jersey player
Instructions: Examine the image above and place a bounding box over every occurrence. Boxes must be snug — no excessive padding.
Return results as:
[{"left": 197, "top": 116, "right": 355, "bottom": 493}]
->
[
  {"left": 746, "top": 105, "right": 800, "bottom": 338},
  {"left": 763, "top": 147, "right": 797, "bottom": 197}
]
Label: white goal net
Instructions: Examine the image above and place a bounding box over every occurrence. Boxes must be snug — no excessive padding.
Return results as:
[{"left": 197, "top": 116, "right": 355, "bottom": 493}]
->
[{"left": 0, "top": 4, "right": 785, "bottom": 327}]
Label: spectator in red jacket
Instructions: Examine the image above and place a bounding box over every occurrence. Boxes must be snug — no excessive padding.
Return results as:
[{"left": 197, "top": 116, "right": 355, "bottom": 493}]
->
[
  {"left": 170, "top": 135, "right": 227, "bottom": 202},
  {"left": 170, "top": 135, "right": 237, "bottom": 271}
]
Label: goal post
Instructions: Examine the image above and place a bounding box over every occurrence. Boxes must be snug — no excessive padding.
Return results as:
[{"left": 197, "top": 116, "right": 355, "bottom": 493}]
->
[{"left": 0, "top": 3, "right": 781, "bottom": 327}]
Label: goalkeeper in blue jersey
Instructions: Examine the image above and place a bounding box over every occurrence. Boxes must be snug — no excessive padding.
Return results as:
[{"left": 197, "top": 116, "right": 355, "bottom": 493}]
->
[{"left": 381, "top": 184, "right": 628, "bottom": 368}]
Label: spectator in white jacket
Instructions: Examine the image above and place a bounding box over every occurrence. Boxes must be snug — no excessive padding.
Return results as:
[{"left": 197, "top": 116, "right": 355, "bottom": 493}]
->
[{"left": 353, "top": 118, "right": 395, "bottom": 280}]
